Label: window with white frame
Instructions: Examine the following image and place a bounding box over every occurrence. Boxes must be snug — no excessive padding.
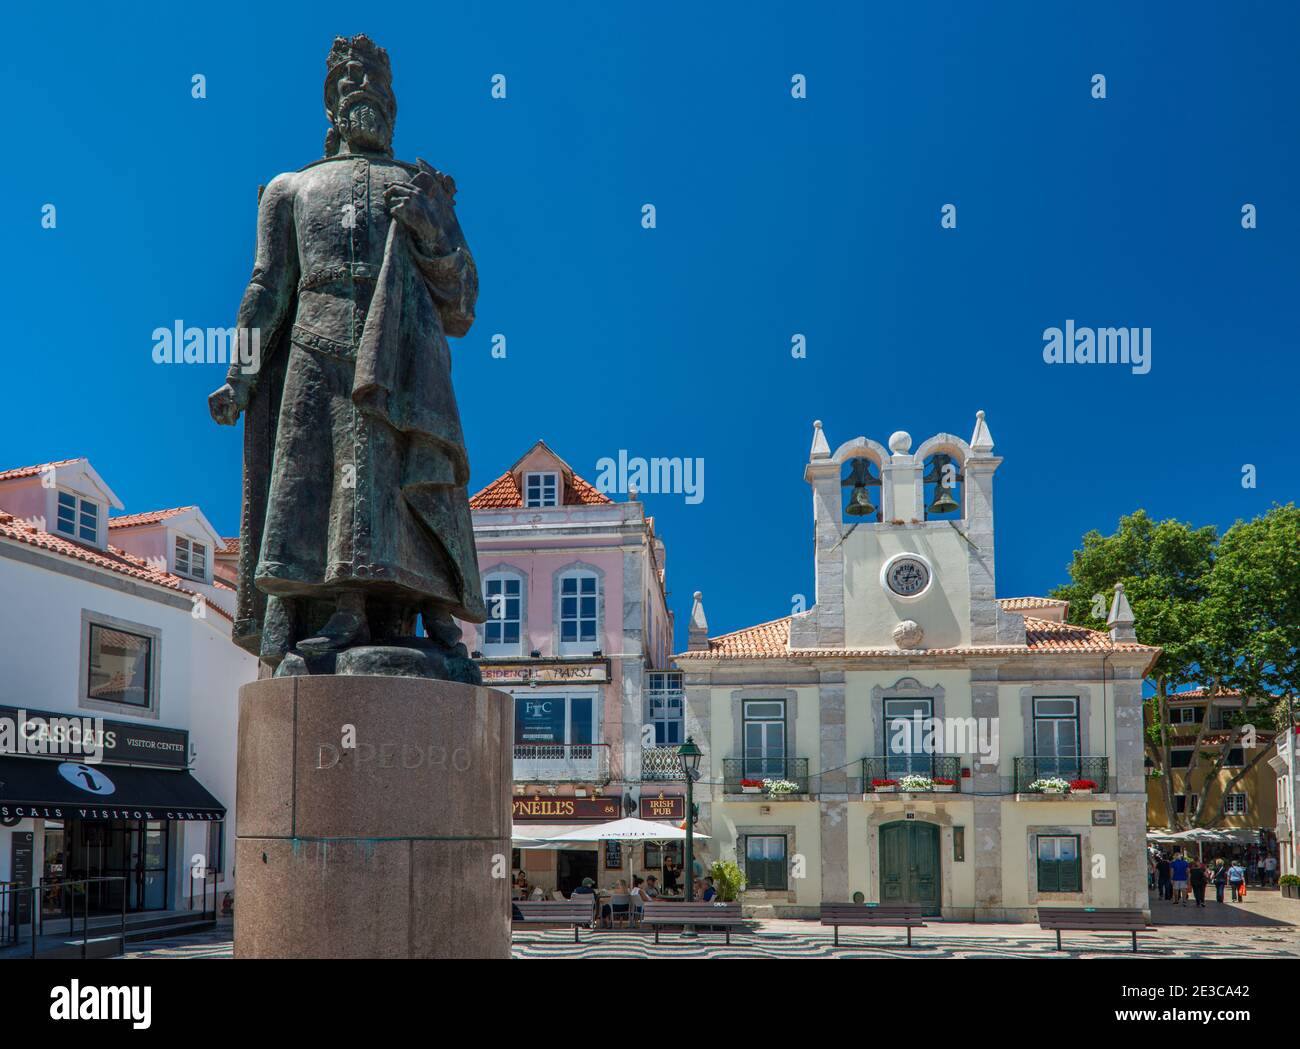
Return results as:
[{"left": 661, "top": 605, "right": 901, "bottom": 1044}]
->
[
  {"left": 558, "top": 570, "right": 598, "bottom": 654},
  {"left": 1172, "top": 705, "right": 1204, "bottom": 725},
  {"left": 1223, "top": 793, "right": 1247, "bottom": 815},
  {"left": 56, "top": 491, "right": 99, "bottom": 544},
  {"left": 483, "top": 573, "right": 523, "bottom": 656},
  {"left": 524, "top": 472, "right": 559, "bottom": 508},
  {"left": 1174, "top": 793, "right": 1200, "bottom": 814},
  {"left": 646, "top": 671, "right": 684, "bottom": 746},
  {"left": 175, "top": 536, "right": 208, "bottom": 581}
]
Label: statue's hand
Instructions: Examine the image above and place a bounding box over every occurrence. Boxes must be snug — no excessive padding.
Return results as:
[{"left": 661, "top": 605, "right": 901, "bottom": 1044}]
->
[
  {"left": 209, "top": 381, "right": 250, "bottom": 426},
  {"left": 384, "top": 180, "right": 448, "bottom": 252}
]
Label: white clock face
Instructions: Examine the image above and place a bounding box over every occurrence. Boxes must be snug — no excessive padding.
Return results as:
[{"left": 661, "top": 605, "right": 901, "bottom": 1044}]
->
[{"left": 885, "top": 556, "right": 931, "bottom": 598}]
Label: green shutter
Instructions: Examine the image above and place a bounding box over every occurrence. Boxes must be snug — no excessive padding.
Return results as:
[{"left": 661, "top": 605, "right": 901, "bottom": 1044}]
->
[
  {"left": 1038, "top": 857, "right": 1060, "bottom": 892},
  {"left": 1060, "top": 855, "right": 1083, "bottom": 892}
]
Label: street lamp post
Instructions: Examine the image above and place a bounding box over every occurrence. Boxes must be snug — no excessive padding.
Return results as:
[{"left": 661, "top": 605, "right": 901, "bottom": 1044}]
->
[{"left": 677, "top": 736, "right": 703, "bottom": 939}]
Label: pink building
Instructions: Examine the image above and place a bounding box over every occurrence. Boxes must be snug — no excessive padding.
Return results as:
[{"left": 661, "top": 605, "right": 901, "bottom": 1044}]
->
[{"left": 464, "top": 442, "right": 685, "bottom": 895}]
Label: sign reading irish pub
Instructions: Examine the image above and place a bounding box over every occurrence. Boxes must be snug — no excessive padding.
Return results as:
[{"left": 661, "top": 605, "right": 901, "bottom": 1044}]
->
[
  {"left": 639, "top": 794, "right": 686, "bottom": 820},
  {"left": 512, "top": 795, "right": 620, "bottom": 821}
]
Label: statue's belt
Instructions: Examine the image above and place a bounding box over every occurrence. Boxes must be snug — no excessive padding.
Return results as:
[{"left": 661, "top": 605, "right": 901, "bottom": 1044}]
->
[
  {"left": 298, "top": 262, "right": 380, "bottom": 293},
  {"left": 291, "top": 324, "right": 356, "bottom": 360}
]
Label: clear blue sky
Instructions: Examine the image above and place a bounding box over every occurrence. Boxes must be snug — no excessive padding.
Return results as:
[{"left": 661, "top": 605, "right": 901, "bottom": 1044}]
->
[{"left": 5, "top": 1, "right": 1296, "bottom": 649}]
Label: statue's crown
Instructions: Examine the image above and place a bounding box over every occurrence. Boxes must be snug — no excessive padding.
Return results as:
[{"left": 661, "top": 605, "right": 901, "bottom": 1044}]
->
[{"left": 324, "top": 34, "right": 394, "bottom": 115}]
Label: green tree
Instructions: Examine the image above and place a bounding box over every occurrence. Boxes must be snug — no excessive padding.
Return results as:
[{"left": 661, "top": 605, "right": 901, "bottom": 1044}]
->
[
  {"left": 1050, "top": 506, "right": 1300, "bottom": 830},
  {"left": 1049, "top": 511, "right": 1216, "bottom": 829}
]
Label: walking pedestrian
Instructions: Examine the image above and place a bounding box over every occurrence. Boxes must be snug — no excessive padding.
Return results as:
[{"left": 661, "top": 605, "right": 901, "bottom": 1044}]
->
[
  {"left": 1189, "top": 860, "right": 1208, "bottom": 907},
  {"left": 1170, "top": 851, "right": 1190, "bottom": 905},
  {"left": 1156, "top": 852, "right": 1173, "bottom": 901},
  {"left": 1265, "top": 853, "right": 1278, "bottom": 888},
  {"left": 1227, "top": 860, "right": 1245, "bottom": 903},
  {"left": 1212, "top": 859, "right": 1228, "bottom": 903}
]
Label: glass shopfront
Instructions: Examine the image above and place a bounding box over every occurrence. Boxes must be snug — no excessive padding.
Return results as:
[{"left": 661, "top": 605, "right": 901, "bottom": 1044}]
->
[{"left": 42, "top": 818, "right": 171, "bottom": 915}]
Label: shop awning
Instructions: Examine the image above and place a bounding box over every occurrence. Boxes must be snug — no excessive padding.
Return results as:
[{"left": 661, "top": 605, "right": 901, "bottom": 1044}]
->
[
  {"left": 0, "top": 756, "right": 226, "bottom": 821},
  {"left": 513, "top": 824, "right": 604, "bottom": 849}
]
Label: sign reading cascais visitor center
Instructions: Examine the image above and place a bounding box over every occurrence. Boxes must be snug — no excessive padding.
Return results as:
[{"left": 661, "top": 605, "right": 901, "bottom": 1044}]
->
[{"left": 0, "top": 704, "right": 189, "bottom": 769}]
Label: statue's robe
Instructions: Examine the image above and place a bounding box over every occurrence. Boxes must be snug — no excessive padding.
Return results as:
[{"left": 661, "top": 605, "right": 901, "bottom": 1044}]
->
[{"left": 229, "top": 152, "right": 486, "bottom": 656}]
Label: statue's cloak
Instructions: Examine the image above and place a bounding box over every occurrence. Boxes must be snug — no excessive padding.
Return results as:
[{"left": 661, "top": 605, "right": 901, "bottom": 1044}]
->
[{"left": 233, "top": 160, "right": 486, "bottom": 656}]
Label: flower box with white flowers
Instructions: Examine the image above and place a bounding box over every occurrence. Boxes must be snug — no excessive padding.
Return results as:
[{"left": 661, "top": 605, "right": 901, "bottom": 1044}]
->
[
  {"left": 763, "top": 778, "right": 802, "bottom": 797},
  {"left": 898, "top": 774, "right": 935, "bottom": 793},
  {"left": 1027, "top": 777, "right": 1071, "bottom": 795}
]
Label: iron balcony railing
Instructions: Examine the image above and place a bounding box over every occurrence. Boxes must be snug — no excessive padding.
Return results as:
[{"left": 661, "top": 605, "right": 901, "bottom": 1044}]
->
[
  {"left": 1014, "top": 755, "right": 1110, "bottom": 793},
  {"left": 723, "top": 757, "right": 810, "bottom": 794},
  {"left": 513, "top": 743, "right": 611, "bottom": 783},
  {"left": 862, "top": 755, "right": 961, "bottom": 791},
  {"left": 641, "top": 745, "right": 687, "bottom": 781}
]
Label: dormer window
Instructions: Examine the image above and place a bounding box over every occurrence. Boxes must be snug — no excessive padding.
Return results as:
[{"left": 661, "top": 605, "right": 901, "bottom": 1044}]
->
[
  {"left": 56, "top": 491, "right": 99, "bottom": 544},
  {"left": 175, "top": 536, "right": 208, "bottom": 581},
  {"left": 524, "top": 472, "right": 559, "bottom": 508}
]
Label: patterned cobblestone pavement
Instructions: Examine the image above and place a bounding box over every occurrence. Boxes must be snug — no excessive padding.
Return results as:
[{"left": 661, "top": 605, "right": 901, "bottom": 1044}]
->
[{"left": 122, "top": 898, "right": 1299, "bottom": 960}]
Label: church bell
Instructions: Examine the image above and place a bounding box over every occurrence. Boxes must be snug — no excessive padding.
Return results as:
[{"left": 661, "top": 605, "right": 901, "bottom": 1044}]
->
[
  {"left": 924, "top": 454, "right": 961, "bottom": 516},
  {"left": 842, "top": 458, "right": 880, "bottom": 518}
]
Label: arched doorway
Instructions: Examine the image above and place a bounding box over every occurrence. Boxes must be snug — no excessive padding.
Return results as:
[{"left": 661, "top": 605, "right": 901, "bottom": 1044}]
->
[{"left": 879, "top": 820, "right": 941, "bottom": 916}]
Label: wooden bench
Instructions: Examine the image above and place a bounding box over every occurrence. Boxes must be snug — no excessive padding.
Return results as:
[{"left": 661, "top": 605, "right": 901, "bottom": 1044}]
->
[
  {"left": 820, "top": 903, "right": 926, "bottom": 947},
  {"left": 1037, "top": 906, "right": 1154, "bottom": 953},
  {"left": 512, "top": 899, "right": 597, "bottom": 943},
  {"left": 642, "top": 900, "right": 746, "bottom": 944}
]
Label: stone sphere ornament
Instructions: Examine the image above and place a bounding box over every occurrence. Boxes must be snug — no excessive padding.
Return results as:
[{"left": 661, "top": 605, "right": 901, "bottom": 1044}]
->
[
  {"left": 888, "top": 431, "right": 912, "bottom": 454},
  {"left": 892, "top": 620, "right": 925, "bottom": 649}
]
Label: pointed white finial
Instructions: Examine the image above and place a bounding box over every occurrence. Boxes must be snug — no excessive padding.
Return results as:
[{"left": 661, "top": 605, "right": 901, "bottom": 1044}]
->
[
  {"left": 970, "top": 409, "right": 994, "bottom": 454},
  {"left": 687, "top": 591, "right": 710, "bottom": 651},
  {"left": 1107, "top": 582, "right": 1136, "bottom": 642},
  {"left": 810, "top": 420, "right": 830, "bottom": 459}
]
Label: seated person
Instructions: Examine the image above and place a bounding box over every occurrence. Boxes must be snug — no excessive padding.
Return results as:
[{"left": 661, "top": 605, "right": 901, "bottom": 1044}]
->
[
  {"left": 628, "top": 876, "right": 650, "bottom": 922},
  {"left": 701, "top": 877, "right": 718, "bottom": 902},
  {"left": 600, "top": 879, "right": 630, "bottom": 927},
  {"left": 643, "top": 875, "right": 661, "bottom": 899}
]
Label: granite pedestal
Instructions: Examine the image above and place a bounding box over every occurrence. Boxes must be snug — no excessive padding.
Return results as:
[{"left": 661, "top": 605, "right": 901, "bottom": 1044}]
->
[{"left": 233, "top": 675, "right": 512, "bottom": 958}]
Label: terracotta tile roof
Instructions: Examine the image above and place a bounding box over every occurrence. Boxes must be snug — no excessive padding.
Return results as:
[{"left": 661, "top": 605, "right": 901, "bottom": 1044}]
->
[
  {"left": 218, "top": 536, "right": 240, "bottom": 554},
  {"left": 1019, "top": 616, "right": 1147, "bottom": 653},
  {"left": 108, "top": 506, "right": 196, "bottom": 529},
  {"left": 469, "top": 470, "right": 614, "bottom": 509},
  {"left": 676, "top": 613, "right": 1159, "bottom": 664},
  {"left": 999, "top": 596, "right": 1070, "bottom": 612},
  {"left": 698, "top": 616, "right": 793, "bottom": 658},
  {"left": 1167, "top": 688, "right": 1245, "bottom": 701},
  {"left": 0, "top": 458, "right": 81, "bottom": 482},
  {"left": 0, "top": 507, "right": 232, "bottom": 623}
]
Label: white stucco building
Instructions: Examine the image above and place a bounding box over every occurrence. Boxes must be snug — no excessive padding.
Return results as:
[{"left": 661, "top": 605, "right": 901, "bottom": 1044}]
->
[
  {"left": 677, "top": 414, "right": 1161, "bottom": 920},
  {"left": 0, "top": 457, "right": 255, "bottom": 938}
]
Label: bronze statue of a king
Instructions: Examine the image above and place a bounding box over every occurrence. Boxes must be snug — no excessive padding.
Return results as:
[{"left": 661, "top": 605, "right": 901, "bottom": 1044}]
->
[{"left": 209, "top": 34, "right": 485, "bottom": 683}]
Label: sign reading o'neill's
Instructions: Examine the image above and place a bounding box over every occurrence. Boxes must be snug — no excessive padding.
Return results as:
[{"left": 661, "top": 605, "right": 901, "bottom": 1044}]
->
[{"left": 512, "top": 795, "right": 621, "bottom": 821}]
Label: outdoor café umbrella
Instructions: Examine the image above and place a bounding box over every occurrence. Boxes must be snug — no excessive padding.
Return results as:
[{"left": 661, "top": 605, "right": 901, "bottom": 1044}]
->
[{"left": 546, "top": 817, "right": 711, "bottom": 891}]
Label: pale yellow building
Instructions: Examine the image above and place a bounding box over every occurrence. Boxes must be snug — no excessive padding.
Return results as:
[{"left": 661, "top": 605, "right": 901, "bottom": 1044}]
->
[
  {"left": 677, "top": 414, "right": 1160, "bottom": 920},
  {"left": 1146, "top": 689, "right": 1278, "bottom": 835}
]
